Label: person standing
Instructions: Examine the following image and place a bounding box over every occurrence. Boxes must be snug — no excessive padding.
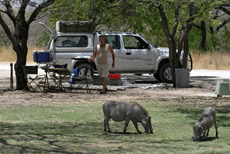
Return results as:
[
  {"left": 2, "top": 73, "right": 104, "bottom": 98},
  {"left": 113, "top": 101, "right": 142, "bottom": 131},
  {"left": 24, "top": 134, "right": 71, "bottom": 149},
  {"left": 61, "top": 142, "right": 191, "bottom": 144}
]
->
[{"left": 88, "top": 35, "right": 115, "bottom": 94}]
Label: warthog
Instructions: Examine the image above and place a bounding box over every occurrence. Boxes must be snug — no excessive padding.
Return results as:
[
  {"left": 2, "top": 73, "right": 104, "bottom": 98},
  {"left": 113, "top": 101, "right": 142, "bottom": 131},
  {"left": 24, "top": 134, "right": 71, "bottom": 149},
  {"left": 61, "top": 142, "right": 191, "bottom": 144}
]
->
[
  {"left": 192, "top": 107, "right": 218, "bottom": 141},
  {"left": 103, "top": 101, "right": 153, "bottom": 134}
]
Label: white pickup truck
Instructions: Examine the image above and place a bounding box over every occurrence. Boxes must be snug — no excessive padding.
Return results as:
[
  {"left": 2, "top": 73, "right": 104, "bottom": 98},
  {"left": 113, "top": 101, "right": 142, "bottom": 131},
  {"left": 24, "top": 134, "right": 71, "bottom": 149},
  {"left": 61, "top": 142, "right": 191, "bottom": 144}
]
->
[{"left": 43, "top": 21, "right": 191, "bottom": 83}]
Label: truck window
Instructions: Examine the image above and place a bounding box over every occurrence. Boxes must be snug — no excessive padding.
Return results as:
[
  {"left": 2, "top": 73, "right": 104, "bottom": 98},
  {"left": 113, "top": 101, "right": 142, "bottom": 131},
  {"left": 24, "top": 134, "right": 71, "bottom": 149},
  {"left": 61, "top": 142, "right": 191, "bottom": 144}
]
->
[
  {"left": 123, "top": 35, "right": 148, "bottom": 49},
  {"left": 56, "top": 36, "right": 88, "bottom": 47},
  {"left": 103, "top": 35, "right": 121, "bottom": 49}
]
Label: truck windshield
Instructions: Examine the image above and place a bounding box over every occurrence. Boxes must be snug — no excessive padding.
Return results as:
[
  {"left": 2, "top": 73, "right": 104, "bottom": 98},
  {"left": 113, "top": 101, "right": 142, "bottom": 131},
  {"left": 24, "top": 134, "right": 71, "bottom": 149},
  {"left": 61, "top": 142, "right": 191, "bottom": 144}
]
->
[{"left": 56, "top": 36, "right": 88, "bottom": 47}]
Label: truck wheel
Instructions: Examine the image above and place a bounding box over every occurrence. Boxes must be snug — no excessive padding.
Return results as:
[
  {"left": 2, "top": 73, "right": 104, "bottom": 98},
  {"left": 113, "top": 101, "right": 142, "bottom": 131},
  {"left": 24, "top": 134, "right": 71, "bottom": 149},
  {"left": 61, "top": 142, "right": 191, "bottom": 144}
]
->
[
  {"left": 159, "top": 63, "right": 172, "bottom": 83},
  {"left": 188, "top": 53, "right": 193, "bottom": 71},
  {"left": 76, "top": 64, "right": 92, "bottom": 78},
  {"left": 153, "top": 72, "right": 161, "bottom": 81}
]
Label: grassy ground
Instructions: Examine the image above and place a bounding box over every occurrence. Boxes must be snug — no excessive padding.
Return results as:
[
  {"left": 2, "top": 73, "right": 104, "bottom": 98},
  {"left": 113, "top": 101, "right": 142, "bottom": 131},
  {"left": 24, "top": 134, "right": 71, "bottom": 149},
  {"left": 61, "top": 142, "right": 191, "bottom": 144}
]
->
[
  {"left": 0, "top": 99, "right": 229, "bottom": 154},
  {"left": 1, "top": 47, "right": 230, "bottom": 153}
]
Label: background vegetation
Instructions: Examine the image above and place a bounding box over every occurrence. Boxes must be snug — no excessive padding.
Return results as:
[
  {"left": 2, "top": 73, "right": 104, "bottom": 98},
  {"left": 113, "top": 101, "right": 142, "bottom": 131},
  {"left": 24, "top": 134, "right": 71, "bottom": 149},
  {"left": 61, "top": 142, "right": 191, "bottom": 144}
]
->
[
  {"left": 0, "top": 0, "right": 230, "bottom": 70},
  {"left": 0, "top": 0, "right": 229, "bottom": 52}
]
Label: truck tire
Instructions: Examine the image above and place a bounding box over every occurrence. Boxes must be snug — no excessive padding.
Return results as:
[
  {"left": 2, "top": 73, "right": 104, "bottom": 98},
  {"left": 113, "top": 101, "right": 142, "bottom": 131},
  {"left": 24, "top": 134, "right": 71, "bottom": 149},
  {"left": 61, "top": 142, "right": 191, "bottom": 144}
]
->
[
  {"left": 76, "top": 63, "right": 92, "bottom": 78},
  {"left": 188, "top": 53, "right": 193, "bottom": 71},
  {"left": 153, "top": 72, "right": 161, "bottom": 81},
  {"left": 159, "top": 63, "right": 172, "bottom": 83}
]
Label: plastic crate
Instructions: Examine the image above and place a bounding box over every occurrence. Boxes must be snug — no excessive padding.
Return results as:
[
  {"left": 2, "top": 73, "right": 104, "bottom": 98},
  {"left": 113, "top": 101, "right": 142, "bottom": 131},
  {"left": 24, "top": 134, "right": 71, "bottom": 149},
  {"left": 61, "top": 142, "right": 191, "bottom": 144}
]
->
[{"left": 109, "top": 74, "right": 121, "bottom": 80}]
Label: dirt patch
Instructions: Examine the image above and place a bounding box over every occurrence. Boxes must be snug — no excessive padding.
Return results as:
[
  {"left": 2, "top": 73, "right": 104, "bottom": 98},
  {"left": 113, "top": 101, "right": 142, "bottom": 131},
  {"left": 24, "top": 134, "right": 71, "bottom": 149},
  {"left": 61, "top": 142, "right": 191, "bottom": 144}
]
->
[{"left": 0, "top": 71, "right": 226, "bottom": 108}]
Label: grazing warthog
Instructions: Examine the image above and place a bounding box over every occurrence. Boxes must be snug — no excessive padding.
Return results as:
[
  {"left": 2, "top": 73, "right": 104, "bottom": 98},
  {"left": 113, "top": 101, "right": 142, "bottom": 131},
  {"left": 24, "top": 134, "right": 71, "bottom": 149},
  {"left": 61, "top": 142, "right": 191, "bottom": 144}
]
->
[
  {"left": 103, "top": 101, "right": 153, "bottom": 134},
  {"left": 192, "top": 107, "right": 218, "bottom": 141}
]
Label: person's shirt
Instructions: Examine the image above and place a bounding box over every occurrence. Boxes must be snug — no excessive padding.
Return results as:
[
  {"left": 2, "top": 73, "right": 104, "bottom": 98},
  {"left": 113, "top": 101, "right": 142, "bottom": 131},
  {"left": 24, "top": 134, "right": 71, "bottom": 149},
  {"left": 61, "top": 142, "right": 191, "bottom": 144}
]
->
[{"left": 96, "top": 44, "right": 110, "bottom": 65}]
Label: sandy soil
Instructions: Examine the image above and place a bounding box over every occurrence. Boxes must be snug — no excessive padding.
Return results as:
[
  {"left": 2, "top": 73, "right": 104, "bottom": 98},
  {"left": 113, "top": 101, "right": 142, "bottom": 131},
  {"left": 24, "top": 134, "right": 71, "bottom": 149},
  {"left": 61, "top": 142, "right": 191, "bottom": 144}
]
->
[{"left": 1, "top": 62, "right": 230, "bottom": 107}]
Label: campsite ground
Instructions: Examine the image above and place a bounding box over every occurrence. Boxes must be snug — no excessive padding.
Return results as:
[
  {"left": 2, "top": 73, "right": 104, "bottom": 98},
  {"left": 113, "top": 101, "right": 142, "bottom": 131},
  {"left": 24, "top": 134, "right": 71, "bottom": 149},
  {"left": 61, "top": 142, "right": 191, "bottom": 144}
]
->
[
  {"left": 0, "top": 63, "right": 230, "bottom": 153},
  {"left": 1, "top": 62, "right": 230, "bottom": 104}
]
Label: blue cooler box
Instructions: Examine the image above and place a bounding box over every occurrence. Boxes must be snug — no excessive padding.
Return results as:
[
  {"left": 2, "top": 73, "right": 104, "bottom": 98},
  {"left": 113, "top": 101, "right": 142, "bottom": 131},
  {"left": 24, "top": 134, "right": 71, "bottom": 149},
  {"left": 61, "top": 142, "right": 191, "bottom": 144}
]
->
[{"left": 33, "top": 51, "right": 50, "bottom": 63}]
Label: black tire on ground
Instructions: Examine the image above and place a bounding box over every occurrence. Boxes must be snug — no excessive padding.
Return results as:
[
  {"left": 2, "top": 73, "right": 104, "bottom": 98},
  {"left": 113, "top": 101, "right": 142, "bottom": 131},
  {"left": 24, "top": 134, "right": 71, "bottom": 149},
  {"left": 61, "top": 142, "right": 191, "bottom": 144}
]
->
[
  {"left": 153, "top": 72, "right": 161, "bottom": 81},
  {"left": 159, "top": 63, "right": 172, "bottom": 83},
  {"left": 188, "top": 53, "right": 193, "bottom": 71},
  {"left": 76, "top": 63, "right": 92, "bottom": 78}
]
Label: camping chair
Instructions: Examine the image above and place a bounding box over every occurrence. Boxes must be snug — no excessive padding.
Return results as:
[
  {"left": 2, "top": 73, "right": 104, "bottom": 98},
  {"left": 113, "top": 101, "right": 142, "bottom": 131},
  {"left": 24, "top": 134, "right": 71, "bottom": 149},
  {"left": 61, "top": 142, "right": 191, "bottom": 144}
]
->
[
  {"left": 72, "top": 67, "right": 90, "bottom": 93},
  {"left": 23, "top": 65, "right": 43, "bottom": 92}
]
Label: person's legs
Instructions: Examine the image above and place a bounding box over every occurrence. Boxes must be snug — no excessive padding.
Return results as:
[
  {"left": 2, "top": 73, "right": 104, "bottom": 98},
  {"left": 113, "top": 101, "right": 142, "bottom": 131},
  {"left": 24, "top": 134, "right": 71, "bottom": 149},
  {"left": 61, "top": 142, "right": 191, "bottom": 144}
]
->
[
  {"left": 99, "top": 64, "right": 110, "bottom": 94},
  {"left": 101, "top": 77, "right": 107, "bottom": 90}
]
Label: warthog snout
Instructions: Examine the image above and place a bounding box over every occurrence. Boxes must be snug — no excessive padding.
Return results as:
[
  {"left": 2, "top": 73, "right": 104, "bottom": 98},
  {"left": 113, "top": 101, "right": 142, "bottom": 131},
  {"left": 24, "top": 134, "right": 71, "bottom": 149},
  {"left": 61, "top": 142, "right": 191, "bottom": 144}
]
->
[{"left": 192, "top": 136, "right": 200, "bottom": 141}]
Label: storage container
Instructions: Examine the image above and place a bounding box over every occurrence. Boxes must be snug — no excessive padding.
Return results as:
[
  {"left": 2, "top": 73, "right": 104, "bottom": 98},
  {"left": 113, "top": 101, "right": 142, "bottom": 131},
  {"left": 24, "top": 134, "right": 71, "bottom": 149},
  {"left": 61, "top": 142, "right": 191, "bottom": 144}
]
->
[
  {"left": 109, "top": 74, "right": 121, "bottom": 80},
  {"left": 33, "top": 51, "right": 50, "bottom": 63},
  {"left": 56, "top": 21, "right": 96, "bottom": 33},
  {"left": 175, "top": 68, "right": 190, "bottom": 88}
]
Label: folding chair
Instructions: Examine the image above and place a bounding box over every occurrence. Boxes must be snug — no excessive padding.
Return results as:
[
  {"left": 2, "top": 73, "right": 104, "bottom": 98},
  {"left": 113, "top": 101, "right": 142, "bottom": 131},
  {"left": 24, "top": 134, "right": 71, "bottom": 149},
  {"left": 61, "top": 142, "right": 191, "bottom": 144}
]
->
[
  {"left": 22, "top": 66, "right": 43, "bottom": 92},
  {"left": 72, "top": 67, "right": 90, "bottom": 93}
]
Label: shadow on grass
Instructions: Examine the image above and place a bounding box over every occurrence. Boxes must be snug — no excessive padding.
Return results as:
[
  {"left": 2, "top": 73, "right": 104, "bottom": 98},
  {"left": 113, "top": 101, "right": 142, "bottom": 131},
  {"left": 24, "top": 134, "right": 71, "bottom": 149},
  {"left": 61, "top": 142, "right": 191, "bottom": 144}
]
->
[
  {"left": 109, "top": 131, "right": 138, "bottom": 135},
  {"left": 174, "top": 106, "right": 230, "bottom": 127},
  {"left": 0, "top": 121, "right": 178, "bottom": 154},
  {"left": 0, "top": 121, "right": 103, "bottom": 153},
  {"left": 200, "top": 137, "right": 217, "bottom": 142},
  {"left": 192, "top": 137, "right": 218, "bottom": 143}
]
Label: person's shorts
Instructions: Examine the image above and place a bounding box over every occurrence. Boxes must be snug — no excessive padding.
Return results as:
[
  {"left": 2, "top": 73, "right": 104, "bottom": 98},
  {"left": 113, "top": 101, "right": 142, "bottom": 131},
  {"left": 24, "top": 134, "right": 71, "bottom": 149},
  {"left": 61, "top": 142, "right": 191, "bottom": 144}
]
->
[{"left": 97, "top": 64, "right": 110, "bottom": 78}]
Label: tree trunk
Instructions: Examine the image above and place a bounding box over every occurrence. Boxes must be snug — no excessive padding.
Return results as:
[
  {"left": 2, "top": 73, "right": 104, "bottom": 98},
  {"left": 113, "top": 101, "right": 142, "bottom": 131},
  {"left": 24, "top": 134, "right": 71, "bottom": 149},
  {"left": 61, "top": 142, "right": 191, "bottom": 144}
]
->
[
  {"left": 170, "top": 39, "right": 177, "bottom": 87},
  {"left": 182, "top": 38, "right": 189, "bottom": 68},
  {"left": 209, "top": 27, "right": 218, "bottom": 49},
  {"left": 200, "top": 21, "right": 206, "bottom": 50},
  {"left": 13, "top": 20, "right": 29, "bottom": 90},
  {"left": 157, "top": 4, "right": 177, "bottom": 87},
  {"left": 14, "top": 49, "right": 27, "bottom": 90}
]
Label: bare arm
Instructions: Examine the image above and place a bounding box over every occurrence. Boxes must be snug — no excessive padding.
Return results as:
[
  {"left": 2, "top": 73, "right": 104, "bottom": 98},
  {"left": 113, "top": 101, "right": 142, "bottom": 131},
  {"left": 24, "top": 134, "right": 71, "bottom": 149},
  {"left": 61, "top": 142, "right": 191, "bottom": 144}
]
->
[
  {"left": 92, "top": 46, "right": 98, "bottom": 59},
  {"left": 109, "top": 45, "right": 115, "bottom": 68},
  {"left": 89, "top": 46, "right": 97, "bottom": 62}
]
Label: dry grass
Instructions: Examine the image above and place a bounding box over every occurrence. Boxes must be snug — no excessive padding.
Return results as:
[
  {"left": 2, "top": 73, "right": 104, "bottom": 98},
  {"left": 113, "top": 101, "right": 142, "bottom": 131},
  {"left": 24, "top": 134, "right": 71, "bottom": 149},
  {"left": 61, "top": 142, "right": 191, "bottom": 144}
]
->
[
  {"left": 0, "top": 46, "right": 39, "bottom": 63},
  {"left": 192, "top": 51, "right": 230, "bottom": 70},
  {"left": 1, "top": 46, "right": 230, "bottom": 70}
]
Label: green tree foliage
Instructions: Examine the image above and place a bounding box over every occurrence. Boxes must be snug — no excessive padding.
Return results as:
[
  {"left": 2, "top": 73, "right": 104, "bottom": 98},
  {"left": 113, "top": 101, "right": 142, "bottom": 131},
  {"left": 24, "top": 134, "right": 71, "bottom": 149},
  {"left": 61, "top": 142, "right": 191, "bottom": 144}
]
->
[
  {"left": 190, "top": 0, "right": 230, "bottom": 51},
  {"left": 36, "top": 31, "right": 51, "bottom": 47},
  {"left": 47, "top": 0, "right": 230, "bottom": 50},
  {"left": 46, "top": 0, "right": 165, "bottom": 46}
]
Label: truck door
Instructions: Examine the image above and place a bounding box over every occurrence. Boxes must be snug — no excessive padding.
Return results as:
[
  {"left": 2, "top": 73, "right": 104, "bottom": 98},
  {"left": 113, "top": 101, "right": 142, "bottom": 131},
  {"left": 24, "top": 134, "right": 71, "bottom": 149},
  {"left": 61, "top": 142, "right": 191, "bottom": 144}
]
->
[
  {"left": 103, "top": 35, "right": 124, "bottom": 71},
  {"left": 122, "top": 35, "right": 155, "bottom": 71}
]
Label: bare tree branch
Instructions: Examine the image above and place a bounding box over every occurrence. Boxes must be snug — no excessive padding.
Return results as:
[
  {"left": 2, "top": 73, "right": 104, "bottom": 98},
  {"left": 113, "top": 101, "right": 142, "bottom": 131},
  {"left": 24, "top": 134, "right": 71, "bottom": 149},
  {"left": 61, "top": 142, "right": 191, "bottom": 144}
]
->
[
  {"left": 27, "top": 0, "right": 56, "bottom": 24},
  {"left": 218, "top": 5, "right": 230, "bottom": 15},
  {"left": 0, "top": 12, "right": 13, "bottom": 42},
  {"left": 172, "top": 5, "right": 180, "bottom": 37},
  {"left": 3, "top": 0, "right": 16, "bottom": 24},
  {"left": 216, "top": 18, "right": 230, "bottom": 31}
]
